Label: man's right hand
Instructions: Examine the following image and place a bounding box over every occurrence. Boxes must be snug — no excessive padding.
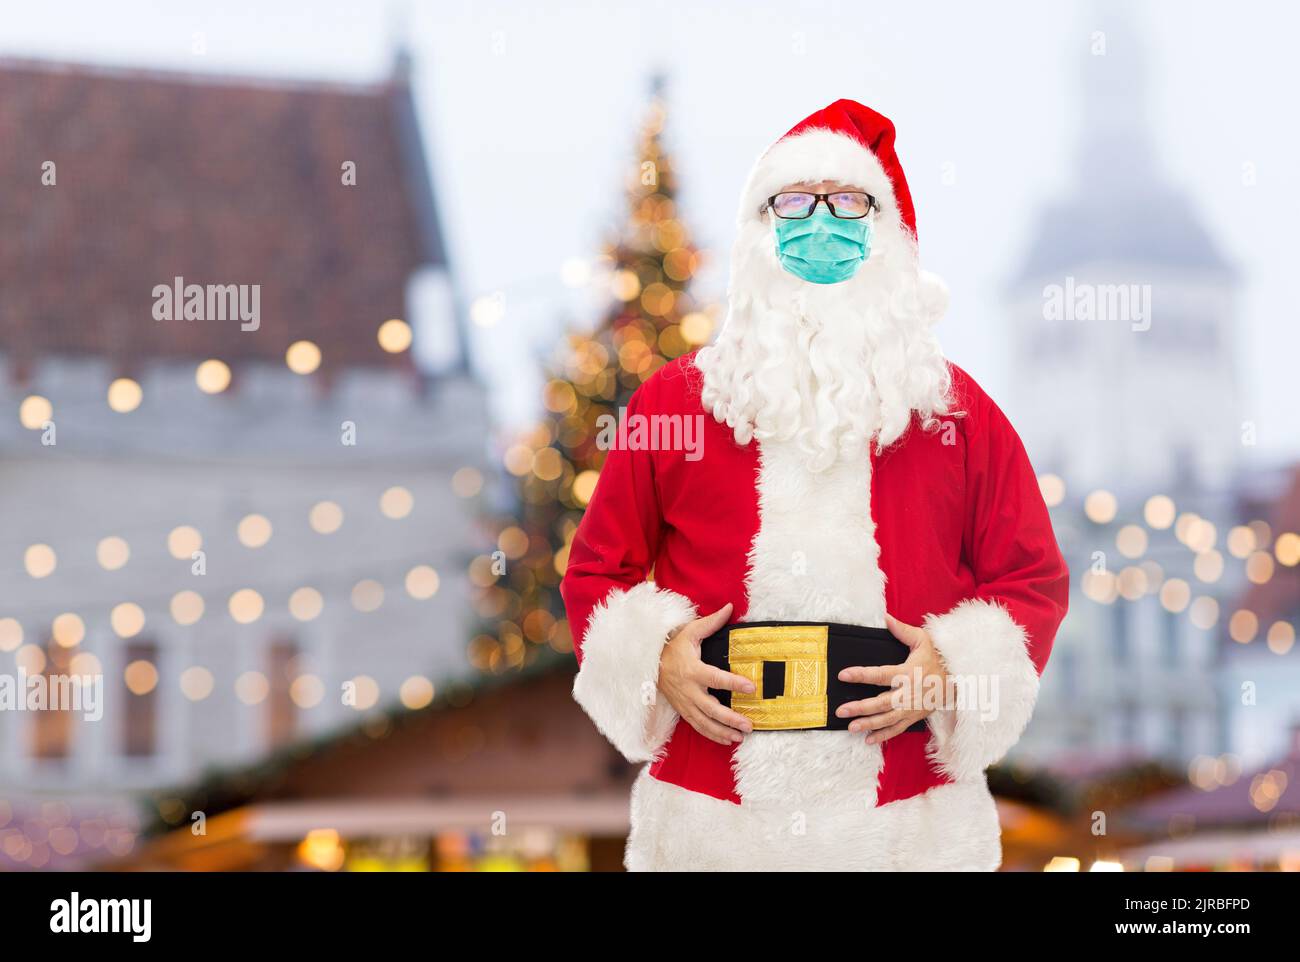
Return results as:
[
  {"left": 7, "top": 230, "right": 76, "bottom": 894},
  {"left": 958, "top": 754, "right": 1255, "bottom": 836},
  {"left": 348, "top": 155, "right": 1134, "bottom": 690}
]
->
[{"left": 657, "top": 602, "right": 755, "bottom": 746}]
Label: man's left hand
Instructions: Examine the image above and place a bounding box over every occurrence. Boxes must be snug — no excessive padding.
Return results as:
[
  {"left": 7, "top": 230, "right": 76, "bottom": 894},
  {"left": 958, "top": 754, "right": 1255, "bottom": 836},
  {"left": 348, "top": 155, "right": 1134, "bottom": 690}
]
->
[{"left": 835, "top": 613, "right": 950, "bottom": 745}]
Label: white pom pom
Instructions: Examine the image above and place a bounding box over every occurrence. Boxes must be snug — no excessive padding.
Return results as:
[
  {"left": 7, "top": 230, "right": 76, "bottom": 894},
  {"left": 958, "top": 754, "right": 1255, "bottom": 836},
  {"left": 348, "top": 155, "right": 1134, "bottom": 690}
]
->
[{"left": 917, "top": 270, "right": 950, "bottom": 323}]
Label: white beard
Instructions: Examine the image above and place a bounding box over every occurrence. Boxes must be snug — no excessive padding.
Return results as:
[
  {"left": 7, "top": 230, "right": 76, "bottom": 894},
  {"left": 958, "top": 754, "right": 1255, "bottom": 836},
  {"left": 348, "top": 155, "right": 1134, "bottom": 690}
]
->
[{"left": 697, "top": 215, "right": 952, "bottom": 472}]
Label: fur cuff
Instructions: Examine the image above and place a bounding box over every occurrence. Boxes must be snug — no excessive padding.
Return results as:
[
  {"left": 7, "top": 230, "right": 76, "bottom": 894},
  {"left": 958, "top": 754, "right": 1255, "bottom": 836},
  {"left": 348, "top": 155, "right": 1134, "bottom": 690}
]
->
[
  {"left": 923, "top": 599, "right": 1039, "bottom": 782},
  {"left": 572, "top": 582, "right": 697, "bottom": 763}
]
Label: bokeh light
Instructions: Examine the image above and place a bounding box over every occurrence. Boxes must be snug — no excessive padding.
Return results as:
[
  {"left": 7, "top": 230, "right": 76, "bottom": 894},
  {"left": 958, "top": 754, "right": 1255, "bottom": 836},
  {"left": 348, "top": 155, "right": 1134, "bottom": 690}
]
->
[
  {"left": 107, "top": 377, "right": 143, "bottom": 413},
  {"left": 285, "top": 340, "right": 321, "bottom": 374},
  {"left": 377, "top": 318, "right": 412, "bottom": 353},
  {"left": 97, "top": 535, "right": 130, "bottom": 571},
  {"left": 195, "top": 359, "right": 232, "bottom": 393}
]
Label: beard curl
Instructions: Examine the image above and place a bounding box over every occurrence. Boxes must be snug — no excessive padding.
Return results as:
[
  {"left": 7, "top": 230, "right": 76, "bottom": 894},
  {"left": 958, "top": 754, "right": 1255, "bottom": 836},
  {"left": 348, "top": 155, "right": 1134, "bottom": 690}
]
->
[{"left": 696, "top": 216, "right": 953, "bottom": 474}]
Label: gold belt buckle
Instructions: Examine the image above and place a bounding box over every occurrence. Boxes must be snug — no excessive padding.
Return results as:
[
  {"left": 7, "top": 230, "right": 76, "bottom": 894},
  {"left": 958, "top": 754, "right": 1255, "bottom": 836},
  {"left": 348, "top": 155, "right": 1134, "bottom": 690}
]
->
[{"left": 728, "top": 625, "right": 828, "bottom": 730}]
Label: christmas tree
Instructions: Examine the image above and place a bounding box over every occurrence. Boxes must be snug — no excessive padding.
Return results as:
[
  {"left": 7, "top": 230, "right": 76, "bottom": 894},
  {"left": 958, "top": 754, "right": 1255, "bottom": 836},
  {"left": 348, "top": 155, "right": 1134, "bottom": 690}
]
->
[{"left": 470, "top": 79, "right": 717, "bottom": 675}]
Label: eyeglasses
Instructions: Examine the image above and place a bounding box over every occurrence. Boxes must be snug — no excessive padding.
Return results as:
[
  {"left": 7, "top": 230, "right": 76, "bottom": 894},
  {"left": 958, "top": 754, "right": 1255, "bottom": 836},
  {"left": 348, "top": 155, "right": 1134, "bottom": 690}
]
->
[{"left": 761, "top": 191, "right": 876, "bottom": 220}]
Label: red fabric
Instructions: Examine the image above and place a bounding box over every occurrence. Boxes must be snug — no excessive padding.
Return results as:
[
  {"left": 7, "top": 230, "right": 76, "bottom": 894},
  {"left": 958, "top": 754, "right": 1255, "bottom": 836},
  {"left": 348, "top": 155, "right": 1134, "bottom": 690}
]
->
[
  {"left": 561, "top": 355, "right": 1069, "bottom": 807},
  {"left": 781, "top": 100, "right": 917, "bottom": 241}
]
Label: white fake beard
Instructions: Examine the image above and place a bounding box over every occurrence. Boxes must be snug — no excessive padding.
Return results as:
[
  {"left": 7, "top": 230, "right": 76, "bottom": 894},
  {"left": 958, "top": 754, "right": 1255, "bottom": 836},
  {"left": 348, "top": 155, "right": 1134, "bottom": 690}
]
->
[{"left": 697, "top": 216, "right": 952, "bottom": 472}]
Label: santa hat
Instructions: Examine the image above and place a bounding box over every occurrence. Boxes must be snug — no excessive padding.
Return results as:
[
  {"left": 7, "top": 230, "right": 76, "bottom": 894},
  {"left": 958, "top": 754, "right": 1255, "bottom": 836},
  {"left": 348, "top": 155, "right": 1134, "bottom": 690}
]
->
[{"left": 738, "top": 99, "right": 947, "bottom": 317}]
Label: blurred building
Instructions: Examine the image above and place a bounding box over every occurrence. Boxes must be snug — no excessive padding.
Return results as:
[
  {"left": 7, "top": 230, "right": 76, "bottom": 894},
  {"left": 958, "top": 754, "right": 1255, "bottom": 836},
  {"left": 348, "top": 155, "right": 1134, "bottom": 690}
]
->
[
  {"left": 1225, "top": 467, "right": 1300, "bottom": 761},
  {"left": 114, "top": 664, "right": 632, "bottom": 872},
  {"left": 1005, "top": 13, "right": 1252, "bottom": 769},
  {"left": 0, "top": 53, "right": 487, "bottom": 869},
  {"left": 1117, "top": 724, "right": 1300, "bottom": 871}
]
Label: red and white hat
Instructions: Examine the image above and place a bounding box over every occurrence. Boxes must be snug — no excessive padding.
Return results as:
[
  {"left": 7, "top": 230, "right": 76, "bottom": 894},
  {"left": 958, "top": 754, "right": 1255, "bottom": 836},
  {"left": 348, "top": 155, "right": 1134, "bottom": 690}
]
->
[{"left": 741, "top": 99, "right": 918, "bottom": 243}]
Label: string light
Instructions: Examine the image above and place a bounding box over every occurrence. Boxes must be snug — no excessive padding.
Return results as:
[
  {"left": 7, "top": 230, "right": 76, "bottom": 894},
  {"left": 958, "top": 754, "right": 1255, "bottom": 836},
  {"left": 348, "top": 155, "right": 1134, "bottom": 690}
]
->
[
  {"left": 19, "top": 395, "right": 52, "bottom": 429},
  {"left": 1043, "top": 856, "right": 1080, "bottom": 872},
  {"left": 309, "top": 501, "right": 344, "bottom": 534},
  {"left": 16, "top": 644, "right": 46, "bottom": 674},
  {"left": 399, "top": 675, "right": 435, "bottom": 710},
  {"left": 289, "top": 674, "right": 325, "bottom": 709},
  {"left": 236, "top": 513, "right": 273, "bottom": 548},
  {"left": 167, "top": 525, "right": 203, "bottom": 560},
  {"left": 1277, "top": 532, "right": 1300, "bottom": 567},
  {"left": 69, "top": 651, "right": 101, "bottom": 676},
  {"left": 234, "top": 671, "right": 269, "bottom": 705},
  {"left": 347, "top": 675, "right": 380, "bottom": 711},
  {"left": 451, "top": 467, "right": 483, "bottom": 498},
  {"left": 1083, "top": 489, "right": 1117, "bottom": 524},
  {"left": 195, "top": 359, "right": 232, "bottom": 394},
  {"left": 1267, "top": 622, "right": 1296, "bottom": 655},
  {"left": 288, "top": 586, "right": 324, "bottom": 622},
  {"left": 350, "top": 579, "right": 384, "bottom": 613},
  {"left": 110, "top": 602, "right": 146, "bottom": 639},
  {"left": 379, "top": 486, "right": 414, "bottom": 519},
  {"left": 0, "top": 618, "right": 22, "bottom": 652},
  {"left": 107, "top": 377, "right": 143, "bottom": 413},
  {"left": 1144, "top": 494, "right": 1176, "bottom": 529},
  {"left": 377, "top": 318, "right": 412, "bottom": 353},
  {"left": 1226, "top": 525, "right": 1256, "bottom": 558},
  {"left": 24, "top": 543, "right": 57, "bottom": 579},
  {"left": 1038, "top": 473, "right": 1066, "bottom": 507},
  {"left": 228, "top": 589, "right": 265, "bottom": 624},
  {"left": 1115, "top": 524, "right": 1147, "bottom": 558},
  {"left": 123, "top": 659, "right": 158, "bottom": 696},
  {"left": 179, "top": 666, "right": 215, "bottom": 702},
  {"left": 285, "top": 340, "right": 321, "bottom": 375},
  {"left": 97, "top": 536, "right": 130, "bottom": 571},
  {"left": 51, "top": 613, "right": 85, "bottom": 648},
  {"left": 170, "top": 590, "right": 205, "bottom": 626},
  {"left": 405, "top": 565, "right": 440, "bottom": 599}
]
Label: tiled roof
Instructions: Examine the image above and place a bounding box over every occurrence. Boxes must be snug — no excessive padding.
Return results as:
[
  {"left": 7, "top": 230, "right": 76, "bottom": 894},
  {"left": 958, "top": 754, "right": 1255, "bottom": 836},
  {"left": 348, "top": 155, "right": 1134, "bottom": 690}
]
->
[
  {"left": 1122, "top": 742, "right": 1300, "bottom": 830},
  {"left": 0, "top": 58, "right": 438, "bottom": 374}
]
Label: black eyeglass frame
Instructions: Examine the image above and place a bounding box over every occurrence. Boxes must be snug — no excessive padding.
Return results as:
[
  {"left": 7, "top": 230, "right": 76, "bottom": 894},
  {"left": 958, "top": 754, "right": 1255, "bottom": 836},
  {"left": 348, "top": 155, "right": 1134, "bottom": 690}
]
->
[{"left": 760, "top": 191, "right": 878, "bottom": 220}]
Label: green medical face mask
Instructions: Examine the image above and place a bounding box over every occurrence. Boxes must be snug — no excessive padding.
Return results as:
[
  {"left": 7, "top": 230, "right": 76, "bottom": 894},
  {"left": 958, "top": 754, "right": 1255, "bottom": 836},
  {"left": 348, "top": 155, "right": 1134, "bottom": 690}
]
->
[{"left": 773, "top": 209, "right": 872, "bottom": 284}]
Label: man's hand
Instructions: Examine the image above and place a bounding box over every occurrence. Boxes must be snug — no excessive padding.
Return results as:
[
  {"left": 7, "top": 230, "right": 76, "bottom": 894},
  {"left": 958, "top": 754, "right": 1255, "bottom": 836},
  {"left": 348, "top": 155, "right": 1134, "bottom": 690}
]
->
[
  {"left": 835, "top": 614, "right": 950, "bottom": 745},
  {"left": 657, "top": 602, "right": 756, "bottom": 746}
]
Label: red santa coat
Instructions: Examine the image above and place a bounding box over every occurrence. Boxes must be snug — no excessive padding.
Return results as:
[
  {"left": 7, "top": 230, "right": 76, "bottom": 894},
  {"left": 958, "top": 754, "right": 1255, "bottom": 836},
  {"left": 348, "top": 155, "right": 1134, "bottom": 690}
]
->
[{"left": 561, "top": 354, "right": 1069, "bottom": 869}]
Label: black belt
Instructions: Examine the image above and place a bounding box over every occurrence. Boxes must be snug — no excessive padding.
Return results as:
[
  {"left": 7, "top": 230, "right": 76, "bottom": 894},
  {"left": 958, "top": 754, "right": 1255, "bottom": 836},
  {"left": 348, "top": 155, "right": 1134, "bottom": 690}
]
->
[{"left": 701, "top": 621, "right": 927, "bottom": 733}]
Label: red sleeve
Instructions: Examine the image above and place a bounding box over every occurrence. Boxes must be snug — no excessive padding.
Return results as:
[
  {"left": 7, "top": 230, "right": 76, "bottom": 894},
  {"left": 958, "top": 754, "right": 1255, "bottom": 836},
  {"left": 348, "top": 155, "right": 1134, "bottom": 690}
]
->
[
  {"left": 560, "top": 383, "right": 665, "bottom": 665},
  {"left": 962, "top": 387, "right": 1070, "bottom": 673}
]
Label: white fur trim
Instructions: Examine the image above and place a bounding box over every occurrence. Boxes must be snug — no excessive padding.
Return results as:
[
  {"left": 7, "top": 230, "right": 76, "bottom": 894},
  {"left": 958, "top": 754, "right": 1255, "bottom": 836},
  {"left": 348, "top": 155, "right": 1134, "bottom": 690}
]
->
[
  {"left": 732, "top": 730, "right": 882, "bottom": 807},
  {"left": 731, "top": 436, "right": 890, "bottom": 802},
  {"left": 923, "top": 599, "right": 1040, "bottom": 782},
  {"left": 625, "top": 769, "right": 1001, "bottom": 871},
  {"left": 740, "top": 128, "right": 903, "bottom": 237},
  {"left": 743, "top": 437, "right": 887, "bottom": 627},
  {"left": 572, "top": 582, "right": 697, "bottom": 763},
  {"left": 917, "top": 269, "right": 950, "bottom": 323}
]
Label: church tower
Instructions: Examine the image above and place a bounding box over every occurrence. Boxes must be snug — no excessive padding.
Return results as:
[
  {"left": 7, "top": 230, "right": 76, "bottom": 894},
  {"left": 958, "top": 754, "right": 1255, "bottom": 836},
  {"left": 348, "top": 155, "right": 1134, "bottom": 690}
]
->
[
  {"left": 1008, "top": 6, "right": 1242, "bottom": 768},
  {"left": 1006, "top": 8, "right": 1240, "bottom": 495}
]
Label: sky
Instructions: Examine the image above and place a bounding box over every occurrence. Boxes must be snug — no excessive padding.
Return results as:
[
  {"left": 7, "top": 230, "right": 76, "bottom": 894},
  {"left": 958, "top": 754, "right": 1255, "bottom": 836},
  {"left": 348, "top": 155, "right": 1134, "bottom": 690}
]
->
[{"left": 3, "top": 0, "right": 1297, "bottom": 460}]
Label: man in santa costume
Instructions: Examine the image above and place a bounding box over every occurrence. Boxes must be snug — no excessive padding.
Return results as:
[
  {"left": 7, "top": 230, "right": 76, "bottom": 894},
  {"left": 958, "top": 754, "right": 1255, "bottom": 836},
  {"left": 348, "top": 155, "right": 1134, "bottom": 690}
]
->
[{"left": 562, "top": 100, "right": 1069, "bottom": 871}]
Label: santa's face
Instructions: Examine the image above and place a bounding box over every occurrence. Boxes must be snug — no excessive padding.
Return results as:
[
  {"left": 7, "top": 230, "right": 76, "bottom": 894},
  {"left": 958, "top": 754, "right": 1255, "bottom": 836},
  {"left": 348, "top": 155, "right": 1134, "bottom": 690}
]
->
[
  {"left": 696, "top": 173, "right": 951, "bottom": 471},
  {"left": 765, "top": 181, "right": 876, "bottom": 286}
]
